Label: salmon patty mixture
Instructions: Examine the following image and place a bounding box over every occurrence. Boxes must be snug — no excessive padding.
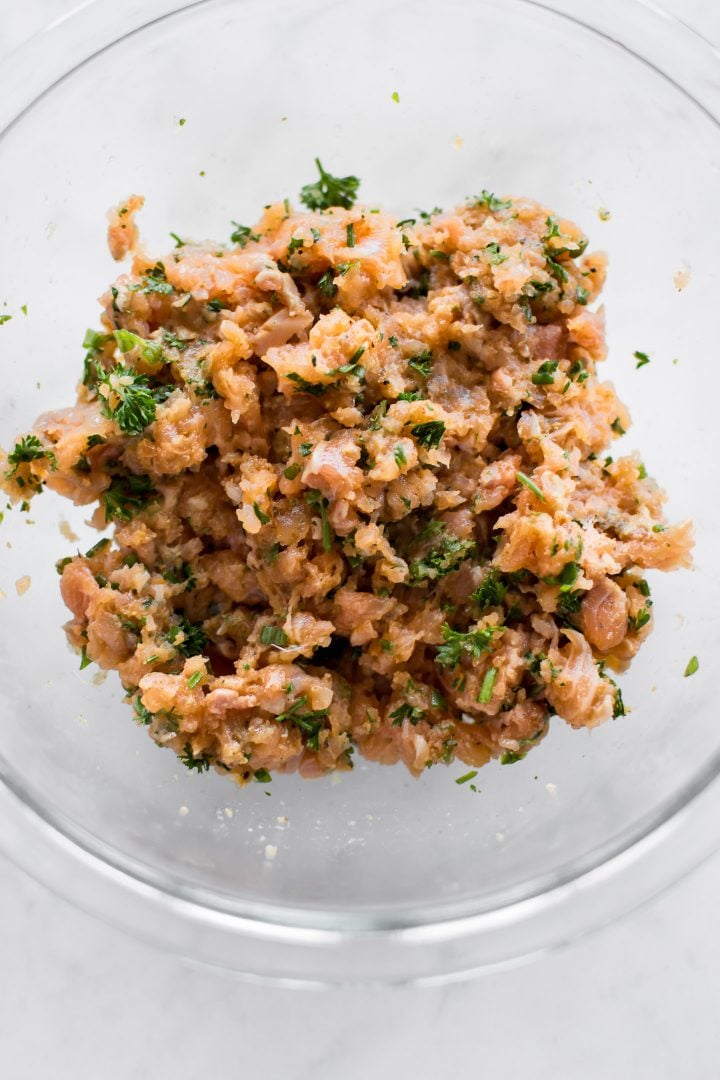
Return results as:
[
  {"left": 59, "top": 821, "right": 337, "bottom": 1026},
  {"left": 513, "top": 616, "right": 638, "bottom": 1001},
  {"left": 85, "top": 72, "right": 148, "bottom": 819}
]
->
[{"left": 1, "top": 163, "right": 693, "bottom": 783}]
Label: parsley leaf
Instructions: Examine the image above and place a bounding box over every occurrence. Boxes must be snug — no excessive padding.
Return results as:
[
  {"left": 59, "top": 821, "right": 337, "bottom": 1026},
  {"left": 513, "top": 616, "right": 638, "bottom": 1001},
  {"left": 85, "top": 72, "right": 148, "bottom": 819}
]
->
[
  {"left": 180, "top": 744, "right": 211, "bottom": 772},
  {"left": 5, "top": 435, "right": 57, "bottom": 478},
  {"left": 101, "top": 473, "right": 157, "bottom": 523},
  {"left": 275, "top": 694, "right": 330, "bottom": 750},
  {"left": 260, "top": 625, "right": 289, "bottom": 647},
  {"left": 410, "top": 420, "right": 445, "bottom": 449},
  {"left": 471, "top": 190, "right": 512, "bottom": 212},
  {"left": 435, "top": 623, "right": 505, "bottom": 669},
  {"left": 471, "top": 568, "right": 507, "bottom": 611},
  {"left": 131, "top": 262, "right": 174, "bottom": 296},
  {"left": 299, "top": 158, "right": 360, "bottom": 211},
  {"left": 407, "top": 349, "right": 433, "bottom": 378},
  {"left": 230, "top": 222, "right": 260, "bottom": 247}
]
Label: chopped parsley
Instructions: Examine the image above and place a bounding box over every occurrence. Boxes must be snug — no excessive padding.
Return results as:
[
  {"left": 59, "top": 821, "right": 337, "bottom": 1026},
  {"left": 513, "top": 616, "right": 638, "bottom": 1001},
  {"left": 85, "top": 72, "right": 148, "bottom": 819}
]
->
[
  {"left": 472, "top": 190, "right": 512, "bottom": 212},
  {"left": 5, "top": 435, "right": 57, "bottom": 478},
  {"left": 410, "top": 420, "right": 445, "bottom": 450},
  {"left": 407, "top": 349, "right": 433, "bottom": 378},
  {"left": 286, "top": 372, "right": 327, "bottom": 396},
  {"left": 180, "top": 744, "right": 211, "bottom": 772},
  {"left": 317, "top": 269, "right": 338, "bottom": 297},
  {"left": 0, "top": 314, "right": 11, "bottom": 326},
  {"left": 260, "top": 625, "right": 289, "bottom": 647},
  {"left": 408, "top": 527, "right": 476, "bottom": 585},
  {"left": 346, "top": 223, "right": 356, "bottom": 248},
  {"left": 284, "top": 462, "right": 301, "bottom": 480},
  {"left": 391, "top": 91, "right": 400, "bottom": 103},
  {"left": 97, "top": 365, "right": 172, "bottom": 435},
  {"left": 484, "top": 242, "right": 508, "bottom": 265},
  {"left": 684, "top": 655, "right": 699, "bottom": 677},
  {"left": 575, "top": 285, "right": 590, "bottom": 305},
  {"left": 102, "top": 473, "right": 156, "bottom": 522},
  {"left": 161, "top": 561, "right": 196, "bottom": 591},
  {"left": 275, "top": 694, "right": 330, "bottom": 750},
  {"left": 611, "top": 417, "right": 626, "bottom": 435},
  {"left": 612, "top": 686, "right": 625, "bottom": 719},
  {"left": 254, "top": 768, "right": 272, "bottom": 783},
  {"left": 435, "top": 623, "right": 505, "bottom": 669},
  {"left": 471, "top": 568, "right": 507, "bottom": 611},
  {"left": 634, "top": 350, "right": 651, "bottom": 369},
  {"left": 299, "top": 158, "right": 360, "bottom": 211},
  {"left": 167, "top": 616, "right": 207, "bottom": 658},
  {"left": 543, "top": 561, "right": 580, "bottom": 592},
  {"left": 131, "top": 262, "right": 174, "bottom": 296},
  {"left": 389, "top": 703, "right": 425, "bottom": 726},
  {"left": 207, "top": 299, "right": 224, "bottom": 312},
  {"left": 186, "top": 671, "right": 205, "bottom": 690},
  {"left": 230, "top": 222, "right": 260, "bottom": 247},
  {"left": 394, "top": 445, "right": 407, "bottom": 468}
]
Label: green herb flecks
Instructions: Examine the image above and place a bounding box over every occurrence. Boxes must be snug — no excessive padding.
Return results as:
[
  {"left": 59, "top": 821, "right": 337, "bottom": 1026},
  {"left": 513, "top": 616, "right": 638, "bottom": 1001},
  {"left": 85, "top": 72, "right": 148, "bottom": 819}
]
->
[
  {"left": 131, "top": 262, "right": 174, "bottom": 296},
  {"left": 180, "top": 744, "right": 211, "bottom": 772},
  {"left": 299, "top": 158, "right": 360, "bottom": 211},
  {"left": 684, "top": 655, "right": 699, "bottom": 677},
  {"left": 389, "top": 702, "right": 425, "bottom": 726},
  {"left": 102, "top": 473, "right": 157, "bottom": 523},
  {"left": 407, "top": 349, "right": 433, "bottom": 378},
  {"left": 97, "top": 365, "right": 172, "bottom": 435},
  {"left": 5, "top": 434, "right": 57, "bottom": 479},
  {"left": 275, "top": 694, "right": 330, "bottom": 750},
  {"left": 260, "top": 625, "right": 290, "bottom": 648},
  {"left": 472, "top": 190, "right": 512, "bottom": 212},
  {"left": 408, "top": 526, "right": 476, "bottom": 585},
  {"left": 230, "top": 222, "right": 260, "bottom": 247},
  {"left": 484, "top": 242, "right": 508, "bottom": 265},
  {"left": 410, "top": 420, "right": 445, "bottom": 450},
  {"left": 435, "top": 623, "right": 505, "bottom": 670},
  {"left": 471, "top": 568, "right": 507, "bottom": 611}
]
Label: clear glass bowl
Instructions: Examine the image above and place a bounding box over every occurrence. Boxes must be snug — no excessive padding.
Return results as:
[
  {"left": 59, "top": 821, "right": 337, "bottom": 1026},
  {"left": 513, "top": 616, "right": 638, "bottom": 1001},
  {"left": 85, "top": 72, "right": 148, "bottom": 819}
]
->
[{"left": 0, "top": 0, "right": 718, "bottom": 985}]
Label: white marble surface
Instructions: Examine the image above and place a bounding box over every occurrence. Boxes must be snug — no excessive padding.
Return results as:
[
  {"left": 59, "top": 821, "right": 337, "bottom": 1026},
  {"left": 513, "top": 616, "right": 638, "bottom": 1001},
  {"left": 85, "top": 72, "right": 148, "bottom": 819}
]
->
[{"left": 2, "top": 2, "right": 719, "bottom": 1077}]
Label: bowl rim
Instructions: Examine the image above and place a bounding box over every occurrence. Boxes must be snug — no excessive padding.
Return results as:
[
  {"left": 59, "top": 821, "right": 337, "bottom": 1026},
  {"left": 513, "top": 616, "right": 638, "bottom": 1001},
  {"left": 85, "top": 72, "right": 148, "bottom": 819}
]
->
[{"left": 0, "top": 0, "right": 718, "bottom": 984}]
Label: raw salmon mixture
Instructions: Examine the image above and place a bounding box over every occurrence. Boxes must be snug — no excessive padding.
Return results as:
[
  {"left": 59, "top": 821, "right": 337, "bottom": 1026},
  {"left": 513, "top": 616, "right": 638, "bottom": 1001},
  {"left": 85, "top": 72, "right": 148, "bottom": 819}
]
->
[{"left": 1, "top": 164, "right": 693, "bottom": 783}]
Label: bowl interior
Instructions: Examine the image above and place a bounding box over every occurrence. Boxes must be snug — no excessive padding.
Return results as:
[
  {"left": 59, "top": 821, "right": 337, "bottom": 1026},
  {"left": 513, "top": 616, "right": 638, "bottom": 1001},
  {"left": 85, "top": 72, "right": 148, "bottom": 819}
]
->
[{"left": 0, "top": 0, "right": 716, "bottom": 926}]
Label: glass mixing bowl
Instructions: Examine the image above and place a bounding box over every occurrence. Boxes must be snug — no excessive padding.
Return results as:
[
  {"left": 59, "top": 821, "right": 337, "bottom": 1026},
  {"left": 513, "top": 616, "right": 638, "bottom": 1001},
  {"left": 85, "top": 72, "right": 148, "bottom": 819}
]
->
[{"left": 0, "top": 0, "right": 718, "bottom": 985}]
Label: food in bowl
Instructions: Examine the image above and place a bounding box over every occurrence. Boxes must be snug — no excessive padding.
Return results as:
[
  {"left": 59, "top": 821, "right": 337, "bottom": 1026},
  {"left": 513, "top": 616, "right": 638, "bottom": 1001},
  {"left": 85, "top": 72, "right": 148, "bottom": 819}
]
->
[{"left": 1, "top": 161, "right": 692, "bottom": 783}]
